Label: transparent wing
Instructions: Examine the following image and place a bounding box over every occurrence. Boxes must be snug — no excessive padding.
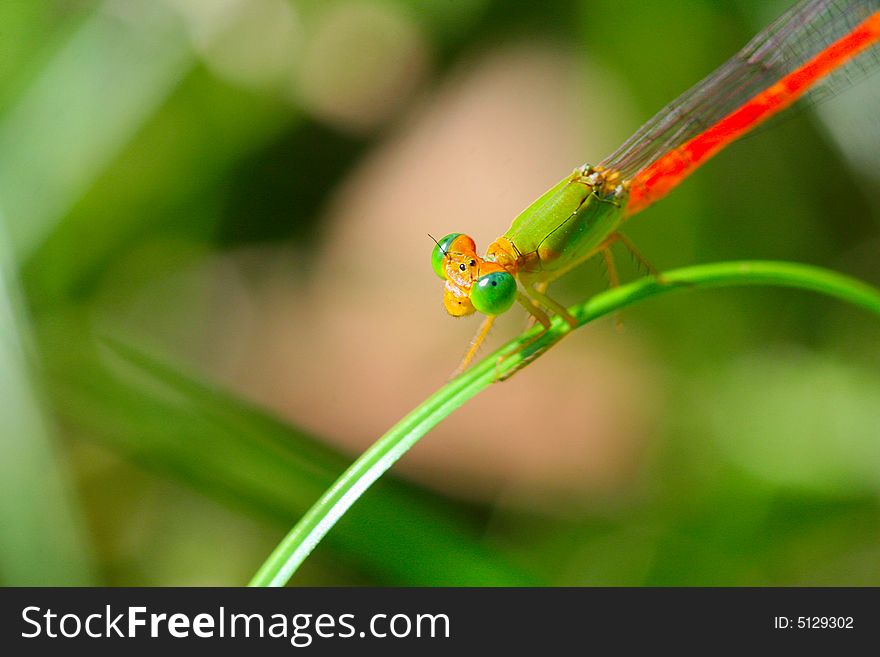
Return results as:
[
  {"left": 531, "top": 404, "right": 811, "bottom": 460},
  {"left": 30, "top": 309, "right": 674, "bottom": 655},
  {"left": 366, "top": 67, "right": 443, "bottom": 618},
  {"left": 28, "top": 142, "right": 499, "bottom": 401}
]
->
[{"left": 600, "top": 0, "right": 880, "bottom": 179}]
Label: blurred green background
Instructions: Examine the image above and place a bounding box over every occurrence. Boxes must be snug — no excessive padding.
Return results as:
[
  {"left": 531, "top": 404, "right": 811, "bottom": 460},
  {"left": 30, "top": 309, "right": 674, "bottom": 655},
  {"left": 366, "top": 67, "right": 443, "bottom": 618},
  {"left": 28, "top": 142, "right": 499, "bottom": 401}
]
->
[{"left": 1, "top": 0, "right": 879, "bottom": 586}]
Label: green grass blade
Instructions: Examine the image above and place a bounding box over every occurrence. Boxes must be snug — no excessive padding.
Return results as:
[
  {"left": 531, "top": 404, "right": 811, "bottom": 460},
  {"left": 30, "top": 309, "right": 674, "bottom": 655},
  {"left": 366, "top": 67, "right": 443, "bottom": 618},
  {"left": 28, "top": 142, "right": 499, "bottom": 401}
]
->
[{"left": 249, "top": 260, "right": 880, "bottom": 586}]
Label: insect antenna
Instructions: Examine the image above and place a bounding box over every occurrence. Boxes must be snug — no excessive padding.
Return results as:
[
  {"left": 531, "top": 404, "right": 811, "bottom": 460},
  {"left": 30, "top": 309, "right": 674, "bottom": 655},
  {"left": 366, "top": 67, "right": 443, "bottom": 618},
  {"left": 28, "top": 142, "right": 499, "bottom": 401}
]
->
[{"left": 428, "top": 233, "right": 451, "bottom": 259}]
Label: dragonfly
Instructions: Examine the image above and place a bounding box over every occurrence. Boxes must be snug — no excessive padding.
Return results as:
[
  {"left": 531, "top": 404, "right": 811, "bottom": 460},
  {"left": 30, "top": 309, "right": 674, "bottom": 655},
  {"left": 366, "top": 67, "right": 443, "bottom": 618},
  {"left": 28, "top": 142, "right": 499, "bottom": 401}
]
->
[{"left": 432, "top": 0, "right": 880, "bottom": 375}]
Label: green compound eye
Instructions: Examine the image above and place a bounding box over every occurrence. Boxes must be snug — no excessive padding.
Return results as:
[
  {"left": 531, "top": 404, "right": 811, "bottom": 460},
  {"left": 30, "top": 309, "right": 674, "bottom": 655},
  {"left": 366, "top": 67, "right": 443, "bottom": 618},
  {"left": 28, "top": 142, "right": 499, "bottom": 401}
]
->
[
  {"left": 432, "top": 233, "right": 462, "bottom": 279},
  {"left": 469, "top": 271, "right": 517, "bottom": 315}
]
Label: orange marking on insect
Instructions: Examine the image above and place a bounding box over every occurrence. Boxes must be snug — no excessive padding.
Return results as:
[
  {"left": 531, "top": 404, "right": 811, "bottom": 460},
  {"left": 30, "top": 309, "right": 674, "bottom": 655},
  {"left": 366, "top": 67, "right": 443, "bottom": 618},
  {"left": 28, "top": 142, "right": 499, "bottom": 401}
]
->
[{"left": 625, "top": 10, "right": 880, "bottom": 216}]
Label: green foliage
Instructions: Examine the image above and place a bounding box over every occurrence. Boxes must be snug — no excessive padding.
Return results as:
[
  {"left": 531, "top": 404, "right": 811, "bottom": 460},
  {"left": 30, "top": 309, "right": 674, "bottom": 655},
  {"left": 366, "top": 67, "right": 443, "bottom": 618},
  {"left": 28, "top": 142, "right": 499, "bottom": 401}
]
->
[{"left": 2, "top": 0, "right": 879, "bottom": 586}]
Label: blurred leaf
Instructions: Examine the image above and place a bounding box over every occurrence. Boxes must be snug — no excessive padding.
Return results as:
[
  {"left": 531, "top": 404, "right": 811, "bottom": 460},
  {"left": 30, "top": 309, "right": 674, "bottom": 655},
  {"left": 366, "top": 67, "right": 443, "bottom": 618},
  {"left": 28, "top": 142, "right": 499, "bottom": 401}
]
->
[
  {"left": 642, "top": 477, "right": 880, "bottom": 585},
  {"left": 0, "top": 227, "right": 95, "bottom": 585},
  {"left": 43, "top": 324, "right": 534, "bottom": 585},
  {"left": 22, "top": 66, "right": 295, "bottom": 308},
  {"left": 0, "top": 0, "right": 195, "bottom": 264},
  {"left": 701, "top": 348, "right": 880, "bottom": 495}
]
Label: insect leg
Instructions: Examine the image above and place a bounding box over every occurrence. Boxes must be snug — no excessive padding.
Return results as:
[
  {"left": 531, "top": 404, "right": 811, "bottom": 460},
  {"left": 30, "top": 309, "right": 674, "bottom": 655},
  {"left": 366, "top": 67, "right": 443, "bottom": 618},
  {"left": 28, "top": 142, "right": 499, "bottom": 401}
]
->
[
  {"left": 523, "top": 285, "right": 577, "bottom": 329},
  {"left": 492, "top": 292, "right": 555, "bottom": 381},
  {"left": 614, "top": 231, "right": 666, "bottom": 283},
  {"left": 601, "top": 246, "right": 625, "bottom": 332},
  {"left": 451, "top": 315, "right": 496, "bottom": 378},
  {"left": 524, "top": 281, "right": 549, "bottom": 330}
]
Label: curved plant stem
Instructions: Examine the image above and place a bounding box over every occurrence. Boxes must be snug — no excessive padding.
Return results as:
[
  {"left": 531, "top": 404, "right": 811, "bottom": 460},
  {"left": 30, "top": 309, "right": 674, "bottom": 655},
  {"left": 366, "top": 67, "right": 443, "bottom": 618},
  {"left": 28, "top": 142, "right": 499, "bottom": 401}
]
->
[{"left": 249, "top": 260, "right": 880, "bottom": 587}]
